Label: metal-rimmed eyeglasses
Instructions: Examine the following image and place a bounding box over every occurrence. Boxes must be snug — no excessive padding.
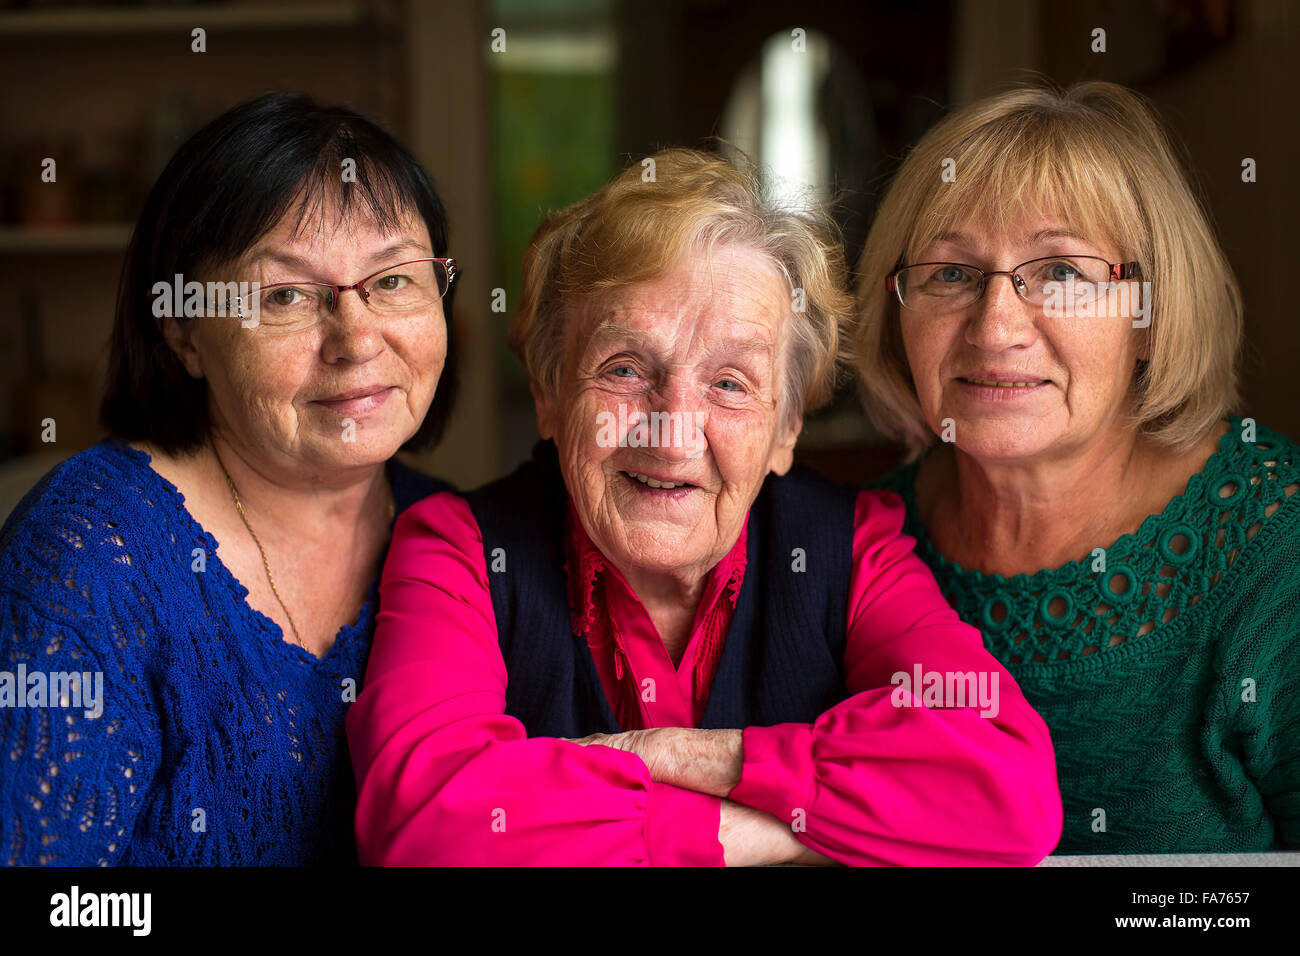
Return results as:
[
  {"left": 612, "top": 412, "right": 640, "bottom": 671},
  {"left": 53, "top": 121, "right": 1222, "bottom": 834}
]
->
[
  {"left": 886, "top": 255, "right": 1141, "bottom": 315},
  {"left": 232, "top": 257, "right": 457, "bottom": 332}
]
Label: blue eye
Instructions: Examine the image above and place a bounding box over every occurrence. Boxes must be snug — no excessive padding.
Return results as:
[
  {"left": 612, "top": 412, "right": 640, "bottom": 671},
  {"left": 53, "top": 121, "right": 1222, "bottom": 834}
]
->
[
  {"left": 715, "top": 379, "right": 742, "bottom": 391},
  {"left": 938, "top": 266, "right": 970, "bottom": 283},
  {"left": 1048, "top": 262, "right": 1081, "bottom": 282},
  {"left": 610, "top": 365, "right": 637, "bottom": 378}
]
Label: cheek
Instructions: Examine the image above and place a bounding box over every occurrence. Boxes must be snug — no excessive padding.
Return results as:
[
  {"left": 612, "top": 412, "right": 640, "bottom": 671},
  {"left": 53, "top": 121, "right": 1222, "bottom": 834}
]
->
[
  {"left": 902, "top": 324, "right": 945, "bottom": 387},
  {"left": 555, "top": 394, "right": 619, "bottom": 509},
  {"left": 1056, "top": 325, "right": 1134, "bottom": 397},
  {"left": 901, "top": 342, "right": 946, "bottom": 422},
  {"left": 706, "top": 408, "right": 773, "bottom": 483},
  {"left": 560, "top": 392, "right": 609, "bottom": 455},
  {"left": 423, "top": 318, "right": 449, "bottom": 365},
  {"left": 205, "top": 330, "right": 309, "bottom": 411},
  {"left": 395, "top": 319, "right": 448, "bottom": 384}
]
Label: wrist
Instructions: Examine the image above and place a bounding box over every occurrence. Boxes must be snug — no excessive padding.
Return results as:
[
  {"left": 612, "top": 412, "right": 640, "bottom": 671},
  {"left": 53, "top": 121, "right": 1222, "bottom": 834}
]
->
[
  {"left": 719, "top": 800, "right": 789, "bottom": 867},
  {"left": 669, "top": 727, "right": 742, "bottom": 797}
]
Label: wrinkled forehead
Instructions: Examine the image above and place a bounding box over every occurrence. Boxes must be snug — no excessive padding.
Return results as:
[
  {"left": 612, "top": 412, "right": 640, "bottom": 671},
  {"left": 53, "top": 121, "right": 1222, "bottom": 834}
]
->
[
  {"left": 571, "top": 244, "right": 793, "bottom": 355},
  {"left": 235, "top": 204, "right": 430, "bottom": 276}
]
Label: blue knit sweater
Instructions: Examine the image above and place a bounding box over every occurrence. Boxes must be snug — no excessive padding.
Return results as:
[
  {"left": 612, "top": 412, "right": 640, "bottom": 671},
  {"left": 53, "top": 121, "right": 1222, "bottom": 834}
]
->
[{"left": 0, "top": 440, "right": 445, "bottom": 865}]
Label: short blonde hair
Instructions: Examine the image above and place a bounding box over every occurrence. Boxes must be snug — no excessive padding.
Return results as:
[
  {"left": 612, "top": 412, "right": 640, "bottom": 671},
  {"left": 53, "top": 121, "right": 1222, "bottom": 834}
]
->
[
  {"left": 853, "top": 80, "right": 1243, "bottom": 460},
  {"left": 511, "top": 148, "right": 854, "bottom": 430}
]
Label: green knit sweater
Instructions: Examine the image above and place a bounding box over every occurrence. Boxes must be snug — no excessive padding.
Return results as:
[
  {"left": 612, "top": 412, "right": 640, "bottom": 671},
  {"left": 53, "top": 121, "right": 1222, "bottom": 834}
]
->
[{"left": 869, "top": 415, "right": 1300, "bottom": 854}]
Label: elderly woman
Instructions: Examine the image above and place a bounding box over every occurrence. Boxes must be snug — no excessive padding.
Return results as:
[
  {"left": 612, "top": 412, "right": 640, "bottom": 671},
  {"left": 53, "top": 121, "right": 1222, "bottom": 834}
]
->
[
  {"left": 0, "top": 93, "right": 456, "bottom": 865},
  {"left": 347, "top": 148, "right": 1061, "bottom": 866},
  {"left": 857, "top": 81, "right": 1300, "bottom": 853}
]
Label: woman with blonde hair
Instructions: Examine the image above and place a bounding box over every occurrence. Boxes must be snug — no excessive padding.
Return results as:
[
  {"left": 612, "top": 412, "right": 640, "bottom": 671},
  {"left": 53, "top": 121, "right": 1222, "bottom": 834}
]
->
[
  {"left": 347, "top": 148, "right": 1062, "bottom": 865},
  {"left": 858, "top": 80, "right": 1299, "bottom": 853}
]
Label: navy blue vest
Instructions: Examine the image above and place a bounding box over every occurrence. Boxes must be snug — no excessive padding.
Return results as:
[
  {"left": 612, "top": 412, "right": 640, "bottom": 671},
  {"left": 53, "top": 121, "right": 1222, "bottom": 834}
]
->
[{"left": 465, "top": 440, "right": 855, "bottom": 737}]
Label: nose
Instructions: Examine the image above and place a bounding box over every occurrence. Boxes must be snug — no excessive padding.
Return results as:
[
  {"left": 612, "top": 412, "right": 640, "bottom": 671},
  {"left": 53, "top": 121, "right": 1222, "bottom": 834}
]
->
[
  {"left": 646, "top": 370, "right": 709, "bottom": 461},
  {"left": 320, "top": 288, "right": 385, "bottom": 365},
  {"left": 963, "top": 271, "right": 1039, "bottom": 352}
]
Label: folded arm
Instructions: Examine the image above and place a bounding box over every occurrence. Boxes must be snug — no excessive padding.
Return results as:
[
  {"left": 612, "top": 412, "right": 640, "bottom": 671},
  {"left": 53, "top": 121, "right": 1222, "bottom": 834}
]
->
[
  {"left": 348, "top": 493, "right": 743, "bottom": 865},
  {"left": 572, "top": 491, "right": 1064, "bottom": 865}
]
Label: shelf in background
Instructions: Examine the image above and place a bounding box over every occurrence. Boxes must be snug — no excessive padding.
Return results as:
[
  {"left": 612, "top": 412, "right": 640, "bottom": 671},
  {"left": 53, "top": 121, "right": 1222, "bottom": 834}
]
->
[
  {"left": 0, "top": 224, "right": 133, "bottom": 254},
  {"left": 0, "top": 2, "right": 366, "bottom": 37}
]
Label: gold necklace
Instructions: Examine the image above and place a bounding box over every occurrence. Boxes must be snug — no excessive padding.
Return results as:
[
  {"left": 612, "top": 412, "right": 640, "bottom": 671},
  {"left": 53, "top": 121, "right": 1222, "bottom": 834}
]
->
[
  {"left": 212, "top": 442, "right": 306, "bottom": 649},
  {"left": 211, "top": 441, "right": 399, "bottom": 652}
]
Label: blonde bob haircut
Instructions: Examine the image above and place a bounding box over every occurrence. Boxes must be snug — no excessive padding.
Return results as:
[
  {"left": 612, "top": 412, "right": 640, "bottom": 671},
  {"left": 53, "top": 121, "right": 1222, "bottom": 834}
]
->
[
  {"left": 511, "top": 147, "right": 854, "bottom": 432},
  {"left": 853, "top": 80, "right": 1243, "bottom": 461}
]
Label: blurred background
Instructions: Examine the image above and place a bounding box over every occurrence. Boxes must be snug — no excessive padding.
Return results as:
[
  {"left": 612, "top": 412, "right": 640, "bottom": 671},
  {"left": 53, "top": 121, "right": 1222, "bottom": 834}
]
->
[{"left": 0, "top": 0, "right": 1295, "bottom": 515}]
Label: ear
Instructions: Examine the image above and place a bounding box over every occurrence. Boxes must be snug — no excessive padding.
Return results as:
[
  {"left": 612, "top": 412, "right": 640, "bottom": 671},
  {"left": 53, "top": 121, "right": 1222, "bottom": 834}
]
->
[
  {"left": 161, "top": 316, "right": 204, "bottom": 379},
  {"left": 532, "top": 380, "right": 557, "bottom": 441},
  {"left": 767, "top": 415, "right": 802, "bottom": 476}
]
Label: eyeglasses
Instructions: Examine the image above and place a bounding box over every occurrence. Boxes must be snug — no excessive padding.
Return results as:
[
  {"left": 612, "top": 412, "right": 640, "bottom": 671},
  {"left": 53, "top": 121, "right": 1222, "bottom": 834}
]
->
[
  {"left": 232, "top": 257, "right": 457, "bottom": 332},
  {"left": 886, "top": 255, "right": 1141, "bottom": 315}
]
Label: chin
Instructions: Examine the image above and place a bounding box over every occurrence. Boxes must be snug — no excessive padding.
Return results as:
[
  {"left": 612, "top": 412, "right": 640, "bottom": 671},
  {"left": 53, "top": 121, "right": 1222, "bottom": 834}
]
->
[
  {"left": 613, "top": 528, "right": 702, "bottom": 573},
  {"left": 307, "top": 430, "right": 405, "bottom": 468},
  {"left": 949, "top": 420, "right": 1056, "bottom": 461}
]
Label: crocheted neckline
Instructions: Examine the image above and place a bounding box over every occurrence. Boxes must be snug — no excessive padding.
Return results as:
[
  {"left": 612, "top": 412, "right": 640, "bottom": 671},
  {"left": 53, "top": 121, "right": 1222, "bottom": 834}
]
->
[
  {"left": 886, "top": 416, "right": 1300, "bottom": 667},
  {"left": 896, "top": 418, "right": 1242, "bottom": 587},
  {"left": 110, "top": 440, "right": 376, "bottom": 664}
]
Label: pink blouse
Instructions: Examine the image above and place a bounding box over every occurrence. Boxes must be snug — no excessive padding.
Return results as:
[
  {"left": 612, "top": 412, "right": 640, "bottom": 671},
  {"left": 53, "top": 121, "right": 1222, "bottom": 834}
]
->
[
  {"left": 346, "top": 488, "right": 1063, "bottom": 866},
  {"left": 564, "top": 499, "right": 746, "bottom": 730}
]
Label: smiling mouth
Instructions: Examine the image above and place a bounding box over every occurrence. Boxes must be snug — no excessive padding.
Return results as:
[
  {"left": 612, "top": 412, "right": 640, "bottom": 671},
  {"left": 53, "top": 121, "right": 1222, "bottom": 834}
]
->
[
  {"left": 316, "top": 385, "right": 394, "bottom": 403},
  {"left": 959, "top": 378, "right": 1047, "bottom": 388},
  {"left": 621, "top": 470, "right": 696, "bottom": 490}
]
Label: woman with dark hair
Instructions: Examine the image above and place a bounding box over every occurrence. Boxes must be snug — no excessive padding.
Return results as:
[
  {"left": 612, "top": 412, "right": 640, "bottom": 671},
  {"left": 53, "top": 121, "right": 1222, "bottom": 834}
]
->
[{"left": 0, "top": 93, "right": 457, "bottom": 865}]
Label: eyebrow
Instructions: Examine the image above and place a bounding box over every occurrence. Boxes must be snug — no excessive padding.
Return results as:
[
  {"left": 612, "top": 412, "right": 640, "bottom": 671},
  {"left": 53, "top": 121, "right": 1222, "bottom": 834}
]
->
[
  {"left": 929, "top": 228, "right": 1092, "bottom": 249},
  {"left": 247, "top": 239, "right": 432, "bottom": 278},
  {"left": 1024, "top": 228, "right": 1091, "bottom": 245},
  {"left": 920, "top": 228, "right": 1102, "bottom": 265},
  {"left": 706, "top": 337, "right": 774, "bottom": 360},
  {"left": 587, "top": 323, "right": 775, "bottom": 358},
  {"left": 588, "top": 323, "right": 649, "bottom": 348}
]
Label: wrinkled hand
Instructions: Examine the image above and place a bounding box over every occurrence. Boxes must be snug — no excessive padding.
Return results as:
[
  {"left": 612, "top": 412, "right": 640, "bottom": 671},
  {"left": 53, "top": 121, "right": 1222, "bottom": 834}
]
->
[
  {"left": 719, "top": 800, "right": 838, "bottom": 866},
  {"left": 566, "top": 727, "right": 743, "bottom": 798},
  {"left": 568, "top": 729, "right": 837, "bottom": 865}
]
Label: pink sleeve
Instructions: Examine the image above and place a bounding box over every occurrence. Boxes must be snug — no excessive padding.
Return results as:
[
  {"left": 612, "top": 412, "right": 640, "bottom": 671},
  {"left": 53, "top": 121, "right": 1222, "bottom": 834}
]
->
[
  {"left": 346, "top": 492, "right": 723, "bottom": 866},
  {"left": 727, "top": 489, "right": 1063, "bottom": 866}
]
